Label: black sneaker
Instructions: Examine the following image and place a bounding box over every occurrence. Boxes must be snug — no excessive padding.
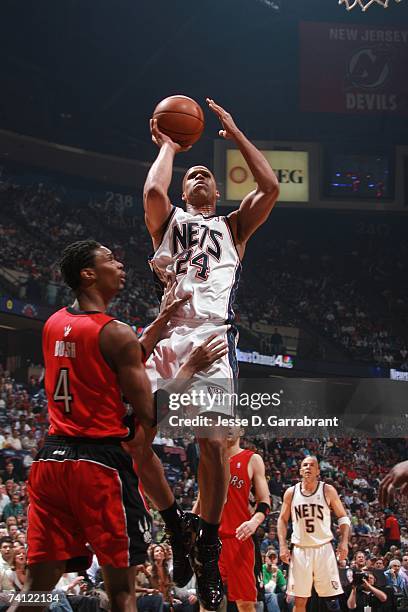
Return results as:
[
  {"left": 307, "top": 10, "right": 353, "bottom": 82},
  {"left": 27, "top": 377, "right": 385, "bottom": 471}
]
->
[
  {"left": 166, "top": 511, "right": 199, "bottom": 587},
  {"left": 190, "top": 538, "right": 224, "bottom": 611}
]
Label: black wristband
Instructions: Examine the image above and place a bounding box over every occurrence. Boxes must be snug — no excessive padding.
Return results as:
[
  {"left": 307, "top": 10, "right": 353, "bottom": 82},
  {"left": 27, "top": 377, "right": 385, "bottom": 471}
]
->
[{"left": 255, "top": 502, "right": 270, "bottom": 516}]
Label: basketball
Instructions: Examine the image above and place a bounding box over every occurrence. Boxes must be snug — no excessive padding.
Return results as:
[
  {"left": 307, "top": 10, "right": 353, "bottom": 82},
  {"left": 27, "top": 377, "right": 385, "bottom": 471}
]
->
[{"left": 152, "top": 95, "right": 204, "bottom": 147}]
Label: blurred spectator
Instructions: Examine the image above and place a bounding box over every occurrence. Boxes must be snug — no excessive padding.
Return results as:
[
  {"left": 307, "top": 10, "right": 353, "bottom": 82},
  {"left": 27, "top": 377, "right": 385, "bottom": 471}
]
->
[
  {"left": 4, "top": 430, "right": 22, "bottom": 451},
  {"left": 6, "top": 546, "right": 26, "bottom": 591},
  {"left": 135, "top": 563, "right": 163, "bottom": 612},
  {"left": 354, "top": 518, "right": 370, "bottom": 537},
  {"left": 2, "top": 494, "right": 24, "bottom": 521},
  {"left": 0, "top": 492, "right": 10, "bottom": 518},
  {"left": 384, "top": 559, "right": 406, "bottom": 595},
  {"left": 261, "top": 526, "right": 280, "bottom": 554},
  {"left": 346, "top": 571, "right": 387, "bottom": 610},
  {"left": 270, "top": 328, "right": 283, "bottom": 354},
  {"left": 263, "top": 549, "right": 286, "bottom": 612},
  {"left": 353, "top": 551, "right": 367, "bottom": 571},
  {"left": 268, "top": 471, "right": 283, "bottom": 511},
  {"left": 54, "top": 573, "right": 88, "bottom": 596},
  {"left": 0, "top": 538, "right": 12, "bottom": 571},
  {"left": 400, "top": 554, "right": 408, "bottom": 588},
  {"left": 384, "top": 509, "right": 401, "bottom": 548}
]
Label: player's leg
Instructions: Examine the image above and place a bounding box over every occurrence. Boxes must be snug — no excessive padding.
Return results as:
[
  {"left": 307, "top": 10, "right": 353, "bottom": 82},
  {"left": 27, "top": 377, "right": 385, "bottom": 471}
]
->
[
  {"left": 123, "top": 425, "right": 196, "bottom": 587},
  {"left": 287, "top": 547, "right": 313, "bottom": 612},
  {"left": 123, "top": 425, "right": 175, "bottom": 511},
  {"left": 194, "top": 325, "right": 236, "bottom": 526},
  {"left": 200, "top": 597, "right": 228, "bottom": 612},
  {"left": 191, "top": 431, "right": 229, "bottom": 610},
  {"left": 190, "top": 329, "right": 236, "bottom": 611},
  {"left": 7, "top": 561, "right": 66, "bottom": 612},
  {"left": 19, "top": 447, "right": 92, "bottom": 612},
  {"left": 101, "top": 565, "right": 136, "bottom": 612},
  {"left": 293, "top": 596, "right": 308, "bottom": 611},
  {"left": 221, "top": 536, "right": 257, "bottom": 612},
  {"left": 312, "top": 543, "right": 343, "bottom": 603},
  {"left": 197, "top": 433, "right": 229, "bottom": 524},
  {"left": 236, "top": 602, "right": 256, "bottom": 612}
]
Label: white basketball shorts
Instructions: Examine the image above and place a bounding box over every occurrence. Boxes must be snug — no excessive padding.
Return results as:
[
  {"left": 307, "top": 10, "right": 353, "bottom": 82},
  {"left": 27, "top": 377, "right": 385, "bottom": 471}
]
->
[
  {"left": 145, "top": 320, "right": 238, "bottom": 416},
  {"left": 287, "top": 542, "right": 343, "bottom": 598}
]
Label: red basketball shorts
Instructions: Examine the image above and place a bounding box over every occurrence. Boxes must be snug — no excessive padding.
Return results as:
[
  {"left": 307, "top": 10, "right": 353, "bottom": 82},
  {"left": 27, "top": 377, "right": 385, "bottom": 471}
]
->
[
  {"left": 27, "top": 436, "right": 152, "bottom": 570},
  {"left": 219, "top": 536, "right": 257, "bottom": 602}
]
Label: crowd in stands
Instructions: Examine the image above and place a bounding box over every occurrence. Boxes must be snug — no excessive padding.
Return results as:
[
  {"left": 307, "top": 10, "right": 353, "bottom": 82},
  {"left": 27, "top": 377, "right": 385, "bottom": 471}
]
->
[
  {"left": 0, "top": 366, "right": 407, "bottom": 610},
  {"left": 1, "top": 173, "right": 407, "bottom": 368}
]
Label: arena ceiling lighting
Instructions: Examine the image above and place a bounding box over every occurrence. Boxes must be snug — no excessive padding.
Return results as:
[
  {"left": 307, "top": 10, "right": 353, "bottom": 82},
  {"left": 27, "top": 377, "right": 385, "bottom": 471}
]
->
[
  {"left": 339, "top": 0, "right": 402, "bottom": 9},
  {"left": 254, "top": 0, "right": 281, "bottom": 10}
]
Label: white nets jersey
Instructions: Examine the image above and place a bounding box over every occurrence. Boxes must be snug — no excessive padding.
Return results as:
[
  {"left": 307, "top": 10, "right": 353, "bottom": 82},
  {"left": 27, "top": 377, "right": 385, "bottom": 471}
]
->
[
  {"left": 149, "top": 206, "right": 241, "bottom": 323},
  {"left": 290, "top": 481, "right": 333, "bottom": 547}
]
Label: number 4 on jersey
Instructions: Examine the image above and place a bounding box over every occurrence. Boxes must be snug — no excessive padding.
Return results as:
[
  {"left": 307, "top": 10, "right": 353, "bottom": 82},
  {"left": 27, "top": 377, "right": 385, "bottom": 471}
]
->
[{"left": 53, "top": 368, "right": 73, "bottom": 413}]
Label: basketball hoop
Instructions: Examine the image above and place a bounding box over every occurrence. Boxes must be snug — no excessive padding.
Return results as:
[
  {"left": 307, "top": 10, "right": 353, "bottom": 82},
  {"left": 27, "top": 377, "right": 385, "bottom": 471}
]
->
[{"left": 339, "top": 0, "right": 402, "bottom": 10}]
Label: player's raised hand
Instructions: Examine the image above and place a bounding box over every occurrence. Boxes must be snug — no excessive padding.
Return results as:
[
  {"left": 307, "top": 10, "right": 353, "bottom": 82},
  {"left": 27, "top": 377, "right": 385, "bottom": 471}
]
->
[
  {"left": 379, "top": 460, "right": 408, "bottom": 506},
  {"left": 235, "top": 517, "right": 258, "bottom": 541},
  {"left": 160, "top": 279, "right": 191, "bottom": 318},
  {"left": 206, "top": 98, "right": 240, "bottom": 140},
  {"left": 150, "top": 118, "right": 191, "bottom": 153},
  {"left": 279, "top": 545, "right": 291, "bottom": 565},
  {"left": 183, "top": 334, "right": 228, "bottom": 375}
]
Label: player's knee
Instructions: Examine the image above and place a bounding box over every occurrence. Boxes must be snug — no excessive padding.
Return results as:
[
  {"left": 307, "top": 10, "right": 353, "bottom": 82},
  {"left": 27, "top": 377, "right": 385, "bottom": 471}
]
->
[{"left": 236, "top": 601, "right": 255, "bottom": 612}]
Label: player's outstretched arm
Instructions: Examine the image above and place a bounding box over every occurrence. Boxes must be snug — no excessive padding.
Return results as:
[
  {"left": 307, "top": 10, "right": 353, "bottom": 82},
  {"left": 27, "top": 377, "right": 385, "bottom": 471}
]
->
[
  {"left": 326, "top": 484, "right": 350, "bottom": 561},
  {"left": 139, "top": 281, "right": 191, "bottom": 359},
  {"left": 236, "top": 454, "right": 270, "bottom": 541},
  {"left": 100, "top": 320, "right": 154, "bottom": 428},
  {"left": 144, "top": 119, "right": 188, "bottom": 246},
  {"left": 277, "top": 487, "right": 294, "bottom": 564},
  {"left": 207, "top": 98, "right": 279, "bottom": 247}
]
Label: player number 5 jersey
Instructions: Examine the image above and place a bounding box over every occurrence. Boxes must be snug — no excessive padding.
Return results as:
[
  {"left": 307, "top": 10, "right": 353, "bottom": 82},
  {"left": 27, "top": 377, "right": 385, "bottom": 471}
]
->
[{"left": 291, "top": 481, "right": 333, "bottom": 547}]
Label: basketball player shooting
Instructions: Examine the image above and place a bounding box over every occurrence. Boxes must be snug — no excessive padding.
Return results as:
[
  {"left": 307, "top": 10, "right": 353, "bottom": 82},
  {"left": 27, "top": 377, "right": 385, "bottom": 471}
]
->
[
  {"left": 193, "top": 427, "right": 270, "bottom": 612},
  {"left": 144, "top": 98, "right": 279, "bottom": 609},
  {"left": 277, "top": 456, "right": 350, "bottom": 612}
]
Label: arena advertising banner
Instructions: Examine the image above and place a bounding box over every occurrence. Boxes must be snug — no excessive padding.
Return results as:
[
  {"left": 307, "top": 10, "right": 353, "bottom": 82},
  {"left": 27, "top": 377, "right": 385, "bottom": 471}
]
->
[
  {"left": 390, "top": 368, "right": 408, "bottom": 381},
  {"left": 0, "top": 296, "right": 52, "bottom": 321},
  {"left": 226, "top": 149, "right": 309, "bottom": 202},
  {"left": 236, "top": 350, "right": 294, "bottom": 368},
  {"left": 299, "top": 22, "right": 408, "bottom": 115}
]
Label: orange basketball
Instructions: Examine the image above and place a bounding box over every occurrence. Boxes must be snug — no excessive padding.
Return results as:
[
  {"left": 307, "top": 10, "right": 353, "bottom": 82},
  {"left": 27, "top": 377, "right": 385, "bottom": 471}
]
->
[{"left": 152, "top": 95, "right": 204, "bottom": 147}]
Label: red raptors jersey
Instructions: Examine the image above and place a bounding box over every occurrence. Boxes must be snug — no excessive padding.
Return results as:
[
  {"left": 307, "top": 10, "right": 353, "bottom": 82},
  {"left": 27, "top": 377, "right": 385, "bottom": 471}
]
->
[
  {"left": 43, "top": 307, "right": 130, "bottom": 438},
  {"left": 219, "top": 449, "right": 254, "bottom": 538}
]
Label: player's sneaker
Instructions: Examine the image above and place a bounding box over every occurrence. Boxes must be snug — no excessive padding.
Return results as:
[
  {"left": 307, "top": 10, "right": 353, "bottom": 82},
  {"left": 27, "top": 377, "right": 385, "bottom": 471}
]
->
[
  {"left": 190, "top": 538, "right": 224, "bottom": 611},
  {"left": 166, "top": 511, "right": 199, "bottom": 587}
]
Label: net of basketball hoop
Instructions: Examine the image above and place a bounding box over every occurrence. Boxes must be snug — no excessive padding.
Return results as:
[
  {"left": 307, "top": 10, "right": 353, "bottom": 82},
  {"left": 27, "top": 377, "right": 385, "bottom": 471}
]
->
[{"left": 339, "top": 0, "right": 402, "bottom": 10}]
